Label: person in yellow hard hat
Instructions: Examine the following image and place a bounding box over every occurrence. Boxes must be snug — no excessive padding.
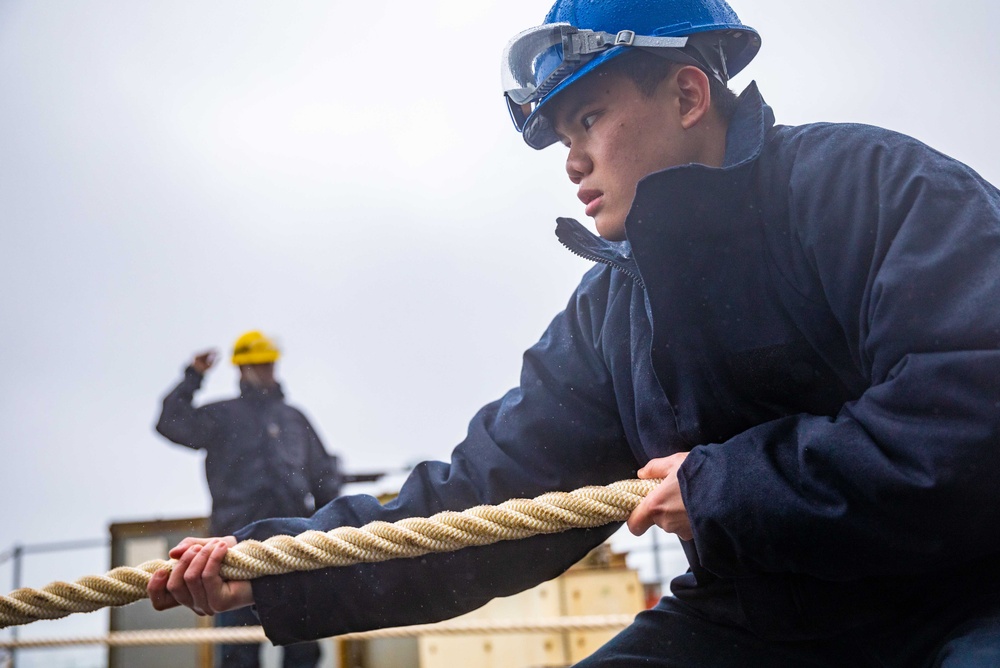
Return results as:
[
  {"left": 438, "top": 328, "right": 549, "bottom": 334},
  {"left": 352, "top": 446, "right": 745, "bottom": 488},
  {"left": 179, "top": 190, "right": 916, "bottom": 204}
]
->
[
  {"left": 229, "top": 330, "right": 281, "bottom": 391},
  {"left": 154, "top": 330, "right": 338, "bottom": 668}
]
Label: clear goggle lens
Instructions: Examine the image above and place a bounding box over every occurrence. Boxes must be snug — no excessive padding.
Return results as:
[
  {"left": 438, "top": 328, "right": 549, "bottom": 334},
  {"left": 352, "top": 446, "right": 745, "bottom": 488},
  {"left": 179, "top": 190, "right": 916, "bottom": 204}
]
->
[
  {"left": 501, "top": 23, "right": 691, "bottom": 132},
  {"left": 502, "top": 24, "right": 579, "bottom": 107}
]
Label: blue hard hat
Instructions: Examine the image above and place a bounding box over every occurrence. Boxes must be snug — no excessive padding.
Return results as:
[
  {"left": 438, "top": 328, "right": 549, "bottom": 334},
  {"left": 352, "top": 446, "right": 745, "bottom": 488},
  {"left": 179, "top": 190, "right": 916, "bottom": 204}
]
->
[{"left": 506, "top": 0, "right": 761, "bottom": 149}]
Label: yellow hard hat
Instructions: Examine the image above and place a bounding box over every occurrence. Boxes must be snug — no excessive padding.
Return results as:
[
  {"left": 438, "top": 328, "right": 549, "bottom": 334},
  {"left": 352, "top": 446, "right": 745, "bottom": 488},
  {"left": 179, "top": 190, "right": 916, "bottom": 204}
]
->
[{"left": 231, "top": 330, "right": 281, "bottom": 366}]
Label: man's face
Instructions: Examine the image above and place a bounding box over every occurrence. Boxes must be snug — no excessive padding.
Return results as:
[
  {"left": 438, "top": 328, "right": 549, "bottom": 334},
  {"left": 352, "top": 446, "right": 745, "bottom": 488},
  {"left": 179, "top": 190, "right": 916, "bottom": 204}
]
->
[
  {"left": 548, "top": 67, "right": 703, "bottom": 240},
  {"left": 241, "top": 363, "right": 277, "bottom": 389}
]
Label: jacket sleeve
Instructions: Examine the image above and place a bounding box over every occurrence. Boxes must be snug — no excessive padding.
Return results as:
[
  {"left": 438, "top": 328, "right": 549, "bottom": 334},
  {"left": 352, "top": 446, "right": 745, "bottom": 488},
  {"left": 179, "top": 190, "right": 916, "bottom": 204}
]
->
[
  {"left": 302, "top": 416, "right": 343, "bottom": 508},
  {"left": 233, "top": 269, "right": 638, "bottom": 645},
  {"left": 154, "top": 366, "right": 217, "bottom": 450},
  {"left": 680, "top": 125, "right": 1000, "bottom": 581}
]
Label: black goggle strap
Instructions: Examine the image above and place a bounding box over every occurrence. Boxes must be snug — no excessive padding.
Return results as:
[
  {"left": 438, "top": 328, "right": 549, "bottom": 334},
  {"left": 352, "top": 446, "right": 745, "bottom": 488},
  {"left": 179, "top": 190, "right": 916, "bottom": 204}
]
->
[{"left": 684, "top": 36, "right": 730, "bottom": 84}]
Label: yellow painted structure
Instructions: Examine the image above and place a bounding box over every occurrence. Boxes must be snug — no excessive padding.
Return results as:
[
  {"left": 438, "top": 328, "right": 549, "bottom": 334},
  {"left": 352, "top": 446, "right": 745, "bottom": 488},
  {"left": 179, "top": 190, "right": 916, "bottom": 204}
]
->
[{"left": 343, "top": 544, "right": 646, "bottom": 668}]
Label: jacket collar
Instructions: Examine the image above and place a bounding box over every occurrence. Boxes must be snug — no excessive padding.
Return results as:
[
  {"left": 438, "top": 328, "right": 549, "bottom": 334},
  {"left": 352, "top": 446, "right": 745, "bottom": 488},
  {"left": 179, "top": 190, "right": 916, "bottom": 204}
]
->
[
  {"left": 720, "top": 81, "right": 774, "bottom": 169},
  {"left": 555, "top": 217, "right": 644, "bottom": 288},
  {"left": 240, "top": 381, "right": 284, "bottom": 402},
  {"left": 555, "top": 82, "right": 775, "bottom": 276}
]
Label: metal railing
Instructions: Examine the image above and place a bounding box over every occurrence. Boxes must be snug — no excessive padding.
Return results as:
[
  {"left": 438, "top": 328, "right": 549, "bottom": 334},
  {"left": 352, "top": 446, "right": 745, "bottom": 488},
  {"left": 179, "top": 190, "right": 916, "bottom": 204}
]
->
[{"left": 0, "top": 538, "right": 110, "bottom": 668}]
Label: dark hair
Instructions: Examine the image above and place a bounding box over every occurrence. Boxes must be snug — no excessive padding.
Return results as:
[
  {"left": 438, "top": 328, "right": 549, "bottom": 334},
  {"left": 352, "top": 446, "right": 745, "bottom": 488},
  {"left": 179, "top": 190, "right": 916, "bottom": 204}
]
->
[{"left": 605, "top": 49, "right": 740, "bottom": 122}]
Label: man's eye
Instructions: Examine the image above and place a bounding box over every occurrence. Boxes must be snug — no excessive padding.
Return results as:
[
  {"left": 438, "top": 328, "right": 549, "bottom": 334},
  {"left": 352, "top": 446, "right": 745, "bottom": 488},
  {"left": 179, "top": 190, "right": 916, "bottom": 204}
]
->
[{"left": 581, "top": 113, "right": 599, "bottom": 130}]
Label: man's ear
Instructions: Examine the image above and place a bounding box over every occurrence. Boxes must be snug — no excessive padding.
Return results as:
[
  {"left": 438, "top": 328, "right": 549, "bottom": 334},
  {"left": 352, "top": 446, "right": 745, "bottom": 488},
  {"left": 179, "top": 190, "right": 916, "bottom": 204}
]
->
[{"left": 674, "top": 65, "right": 712, "bottom": 130}]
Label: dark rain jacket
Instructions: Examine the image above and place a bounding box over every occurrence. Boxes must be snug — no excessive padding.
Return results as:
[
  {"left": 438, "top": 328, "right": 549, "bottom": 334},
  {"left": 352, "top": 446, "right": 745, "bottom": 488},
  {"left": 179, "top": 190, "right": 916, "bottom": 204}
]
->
[
  {"left": 235, "top": 82, "right": 1000, "bottom": 645},
  {"left": 156, "top": 367, "right": 343, "bottom": 536}
]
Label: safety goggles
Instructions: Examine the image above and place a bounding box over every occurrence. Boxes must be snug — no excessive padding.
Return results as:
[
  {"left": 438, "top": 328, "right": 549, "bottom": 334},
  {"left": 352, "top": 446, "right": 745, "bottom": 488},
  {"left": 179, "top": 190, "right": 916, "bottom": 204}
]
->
[{"left": 501, "top": 23, "right": 690, "bottom": 132}]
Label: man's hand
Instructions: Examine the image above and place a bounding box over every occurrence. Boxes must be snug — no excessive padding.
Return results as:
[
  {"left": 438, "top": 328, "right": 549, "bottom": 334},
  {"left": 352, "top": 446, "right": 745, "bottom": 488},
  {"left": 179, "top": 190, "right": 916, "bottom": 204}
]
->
[
  {"left": 191, "top": 350, "right": 217, "bottom": 374},
  {"left": 147, "top": 536, "right": 254, "bottom": 616},
  {"left": 627, "top": 453, "right": 693, "bottom": 541}
]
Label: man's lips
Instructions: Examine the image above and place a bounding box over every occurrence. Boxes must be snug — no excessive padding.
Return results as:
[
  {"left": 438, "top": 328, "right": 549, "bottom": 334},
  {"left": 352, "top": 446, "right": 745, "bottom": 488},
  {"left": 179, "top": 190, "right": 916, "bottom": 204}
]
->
[{"left": 578, "top": 188, "right": 603, "bottom": 217}]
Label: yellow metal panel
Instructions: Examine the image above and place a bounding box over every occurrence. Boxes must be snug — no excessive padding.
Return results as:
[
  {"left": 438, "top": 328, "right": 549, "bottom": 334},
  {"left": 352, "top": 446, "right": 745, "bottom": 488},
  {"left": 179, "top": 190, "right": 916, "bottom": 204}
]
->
[
  {"left": 561, "top": 569, "right": 644, "bottom": 664},
  {"left": 420, "top": 632, "right": 566, "bottom": 668},
  {"left": 418, "top": 580, "right": 566, "bottom": 667}
]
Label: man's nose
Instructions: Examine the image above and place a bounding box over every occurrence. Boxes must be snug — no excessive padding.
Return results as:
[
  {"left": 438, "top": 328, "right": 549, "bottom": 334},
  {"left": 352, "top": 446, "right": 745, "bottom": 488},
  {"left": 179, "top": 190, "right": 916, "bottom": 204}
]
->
[{"left": 565, "top": 145, "right": 591, "bottom": 185}]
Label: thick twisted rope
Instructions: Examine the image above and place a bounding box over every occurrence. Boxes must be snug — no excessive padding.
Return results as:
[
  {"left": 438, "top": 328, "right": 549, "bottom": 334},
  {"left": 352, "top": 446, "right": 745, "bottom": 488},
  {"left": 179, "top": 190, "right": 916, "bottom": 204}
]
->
[
  {"left": 0, "top": 478, "right": 659, "bottom": 629},
  {"left": 0, "top": 615, "right": 636, "bottom": 649}
]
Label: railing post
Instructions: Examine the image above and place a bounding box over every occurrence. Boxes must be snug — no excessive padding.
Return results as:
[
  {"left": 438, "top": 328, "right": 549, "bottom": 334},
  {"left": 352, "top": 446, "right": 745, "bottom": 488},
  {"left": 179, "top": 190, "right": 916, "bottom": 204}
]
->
[
  {"left": 650, "top": 530, "right": 663, "bottom": 591},
  {"left": 9, "top": 544, "right": 21, "bottom": 668}
]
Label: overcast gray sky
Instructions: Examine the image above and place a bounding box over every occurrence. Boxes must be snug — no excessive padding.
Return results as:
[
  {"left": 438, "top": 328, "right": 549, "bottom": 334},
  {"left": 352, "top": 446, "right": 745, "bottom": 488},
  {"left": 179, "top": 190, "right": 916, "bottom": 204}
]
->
[{"left": 2, "top": 0, "right": 999, "bottom": 658}]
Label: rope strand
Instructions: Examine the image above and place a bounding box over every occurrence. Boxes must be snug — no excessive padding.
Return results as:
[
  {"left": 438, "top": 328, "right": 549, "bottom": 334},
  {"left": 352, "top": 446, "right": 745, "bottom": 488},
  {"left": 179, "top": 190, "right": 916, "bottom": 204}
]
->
[
  {"left": 0, "top": 615, "right": 637, "bottom": 648},
  {"left": 0, "top": 478, "right": 659, "bottom": 629}
]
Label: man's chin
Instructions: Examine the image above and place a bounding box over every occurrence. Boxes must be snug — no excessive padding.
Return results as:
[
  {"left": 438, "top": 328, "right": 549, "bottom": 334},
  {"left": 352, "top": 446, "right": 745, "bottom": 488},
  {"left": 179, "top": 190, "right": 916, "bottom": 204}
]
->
[{"left": 595, "top": 217, "right": 627, "bottom": 241}]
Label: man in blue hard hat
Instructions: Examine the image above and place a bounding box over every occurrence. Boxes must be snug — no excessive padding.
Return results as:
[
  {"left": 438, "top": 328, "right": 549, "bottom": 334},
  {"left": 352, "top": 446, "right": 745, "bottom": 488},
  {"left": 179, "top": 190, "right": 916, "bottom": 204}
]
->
[{"left": 148, "top": 0, "right": 1000, "bottom": 664}]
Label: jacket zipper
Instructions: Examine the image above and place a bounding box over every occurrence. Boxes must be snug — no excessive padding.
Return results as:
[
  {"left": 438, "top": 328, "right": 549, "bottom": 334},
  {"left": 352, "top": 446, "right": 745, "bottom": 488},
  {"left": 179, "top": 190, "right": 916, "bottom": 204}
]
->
[{"left": 558, "top": 238, "right": 646, "bottom": 290}]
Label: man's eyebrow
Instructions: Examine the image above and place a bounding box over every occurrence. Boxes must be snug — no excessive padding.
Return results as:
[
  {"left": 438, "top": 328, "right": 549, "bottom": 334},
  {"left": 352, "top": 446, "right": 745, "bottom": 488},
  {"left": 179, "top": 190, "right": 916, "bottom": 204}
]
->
[{"left": 551, "top": 90, "right": 596, "bottom": 134}]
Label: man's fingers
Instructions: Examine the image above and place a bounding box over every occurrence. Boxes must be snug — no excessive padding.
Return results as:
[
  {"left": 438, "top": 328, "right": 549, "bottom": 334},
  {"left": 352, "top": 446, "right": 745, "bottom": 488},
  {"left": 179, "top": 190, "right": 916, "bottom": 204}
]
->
[
  {"left": 166, "top": 543, "right": 207, "bottom": 611},
  {"left": 197, "top": 539, "right": 254, "bottom": 613},
  {"left": 635, "top": 454, "right": 692, "bottom": 536},
  {"left": 627, "top": 512, "right": 653, "bottom": 536},
  {"left": 203, "top": 541, "right": 231, "bottom": 611},
  {"left": 147, "top": 570, "right": 178, "bottom": 611},
  {"left": 204, "top": 541, "right": 226, "bottom": 578},
  {"left": 627, "top": 474, "right": 688, "bottom": 537},
  {"left": 169, "top": 536, "right": 210, "bottom": 559},
  {"left": 637, "top": 452, "right": 687, "bottom": 479},
  {"left": 184, "top": 541, "right": 216, "bottom": 615},
  {"left": 637, "top": 461, "right": 673, "bottom": 478},
  {"left": 192, "top": 349, "right": 218, "bottom": 373},
  {"left": 627, "top": 495, "right": 657, "bottom": 536},
  {"left": 164, "top": 549, "right": 192, "bottom": 609},
  {"left": 160, "top": 536, "right": 241, "bottom": 615}
]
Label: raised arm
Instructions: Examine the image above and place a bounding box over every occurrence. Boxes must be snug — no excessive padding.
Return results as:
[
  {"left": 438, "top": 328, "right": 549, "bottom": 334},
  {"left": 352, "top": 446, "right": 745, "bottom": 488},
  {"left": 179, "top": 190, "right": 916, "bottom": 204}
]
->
[{"left": 154, "top": 350, "right": 219, "bottom": 450}]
